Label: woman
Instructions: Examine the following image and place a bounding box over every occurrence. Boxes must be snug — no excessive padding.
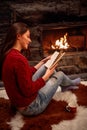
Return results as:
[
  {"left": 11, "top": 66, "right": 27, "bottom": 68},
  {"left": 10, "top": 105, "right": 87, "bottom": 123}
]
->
[{"left": 0, "top": 22, "right": 81, "bottom": 116}]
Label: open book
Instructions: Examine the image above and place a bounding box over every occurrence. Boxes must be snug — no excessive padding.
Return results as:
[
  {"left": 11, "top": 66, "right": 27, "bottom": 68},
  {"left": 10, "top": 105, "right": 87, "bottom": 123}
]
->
[{"left": 45, "top": 51, "right": 65, "bottom": 69}]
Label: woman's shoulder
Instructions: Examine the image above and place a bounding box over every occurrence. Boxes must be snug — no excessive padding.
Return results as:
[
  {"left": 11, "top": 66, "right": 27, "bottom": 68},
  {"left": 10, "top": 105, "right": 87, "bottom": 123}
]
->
[{"left": 7, "top": 49, "right": 28, "bottom": 63}]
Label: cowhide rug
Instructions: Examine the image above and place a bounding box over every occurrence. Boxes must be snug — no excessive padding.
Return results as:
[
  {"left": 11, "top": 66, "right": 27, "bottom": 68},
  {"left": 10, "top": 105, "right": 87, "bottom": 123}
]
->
[{"left": 0, "top": 81, "right": 87, "bottom": 130}]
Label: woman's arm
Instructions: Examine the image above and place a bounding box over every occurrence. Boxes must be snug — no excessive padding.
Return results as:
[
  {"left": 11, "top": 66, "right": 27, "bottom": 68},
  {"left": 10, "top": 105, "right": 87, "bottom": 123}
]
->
[{"left": 42, "top": 63, "right": 58, "bottom": 81}]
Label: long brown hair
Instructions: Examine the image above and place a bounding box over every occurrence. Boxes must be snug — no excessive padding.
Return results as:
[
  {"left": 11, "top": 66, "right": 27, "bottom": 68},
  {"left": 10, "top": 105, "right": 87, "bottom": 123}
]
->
[{"left": 0, "top": 22, "right": 29, "bottom": 80}]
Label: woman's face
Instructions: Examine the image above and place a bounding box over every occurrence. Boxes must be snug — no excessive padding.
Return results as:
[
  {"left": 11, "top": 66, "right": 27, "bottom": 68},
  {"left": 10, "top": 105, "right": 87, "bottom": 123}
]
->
[{"left": 18, "top": 30, "right": 31, "bottom": 50}]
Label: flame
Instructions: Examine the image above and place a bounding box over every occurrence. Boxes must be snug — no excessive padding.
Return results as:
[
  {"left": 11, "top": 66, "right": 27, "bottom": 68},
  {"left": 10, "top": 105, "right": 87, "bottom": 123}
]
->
[{"left": 51, "top": 33, "right": 69, "bottom": 50}]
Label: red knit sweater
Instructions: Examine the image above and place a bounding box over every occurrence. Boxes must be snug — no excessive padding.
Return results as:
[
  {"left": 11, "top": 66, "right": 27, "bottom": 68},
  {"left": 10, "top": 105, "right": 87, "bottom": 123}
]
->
[{"left": 2, "top": 49, "right": 45, "bottom": 107}]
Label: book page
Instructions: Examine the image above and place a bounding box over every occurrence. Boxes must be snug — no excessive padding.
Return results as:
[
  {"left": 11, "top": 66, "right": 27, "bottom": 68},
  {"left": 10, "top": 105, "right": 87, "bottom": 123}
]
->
[
  {"left": 50, "top": 52, "right": 65, "bottom": 69},
  {"left": 44, "top": 51, "right": 59, "bottom": 68}
]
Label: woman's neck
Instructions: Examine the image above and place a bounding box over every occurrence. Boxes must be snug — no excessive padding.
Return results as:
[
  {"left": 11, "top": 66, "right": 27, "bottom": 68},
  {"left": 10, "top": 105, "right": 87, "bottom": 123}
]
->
[
  {"left": 12, "top": 42, "right": 22, "bottom": 52},
  {"left": 12, "top": 46, "right": 21, "bottom": 51}
]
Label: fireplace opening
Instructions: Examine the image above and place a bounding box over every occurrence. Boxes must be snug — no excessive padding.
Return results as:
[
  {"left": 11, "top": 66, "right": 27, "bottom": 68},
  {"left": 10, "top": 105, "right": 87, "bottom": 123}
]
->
[{"left": 41, "top": 24, "right": 87, "bottom": 57}]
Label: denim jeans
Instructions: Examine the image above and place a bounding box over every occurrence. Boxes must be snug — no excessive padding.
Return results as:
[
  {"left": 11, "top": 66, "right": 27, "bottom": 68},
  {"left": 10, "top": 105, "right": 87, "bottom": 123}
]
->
[{"left": 20, "top": 65, "right": 78, "bottom": 116}]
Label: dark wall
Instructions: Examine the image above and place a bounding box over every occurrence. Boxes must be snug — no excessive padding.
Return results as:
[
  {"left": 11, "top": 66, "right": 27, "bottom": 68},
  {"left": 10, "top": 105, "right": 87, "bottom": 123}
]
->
[
  {"left": 1, "top": 0, "right": 87, "bottom": 4},
  {"left": 0, "top": 0, "right": 87, "bottom": 34}
]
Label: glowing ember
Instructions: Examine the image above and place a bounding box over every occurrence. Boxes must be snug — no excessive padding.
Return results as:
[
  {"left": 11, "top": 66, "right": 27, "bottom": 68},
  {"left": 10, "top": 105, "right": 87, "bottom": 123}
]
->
[{"left": 51, "top": 33, "right": 69, "bottom": 50}]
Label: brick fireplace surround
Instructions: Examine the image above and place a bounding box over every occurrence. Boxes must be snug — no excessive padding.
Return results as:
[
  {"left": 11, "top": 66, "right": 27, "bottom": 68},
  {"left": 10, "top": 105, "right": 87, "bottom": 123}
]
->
[
  {"left": 0, "top": 0, "right": 87, "bottom": 80},
  {"left": 28, "top": 23, "right": 87, "bottom": 80}
]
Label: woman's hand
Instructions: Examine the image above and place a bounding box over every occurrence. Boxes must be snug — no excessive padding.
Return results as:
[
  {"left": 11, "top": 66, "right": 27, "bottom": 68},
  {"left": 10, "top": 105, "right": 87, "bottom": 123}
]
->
[
  {"left": 40, "top": 55, "right": 51, "bottom": 64},
  {"left": 42, "top": 63, "right": 58, "bottom": 81},
  {"left": 34, "top": 55, "right": 51, "bottom": 70}
]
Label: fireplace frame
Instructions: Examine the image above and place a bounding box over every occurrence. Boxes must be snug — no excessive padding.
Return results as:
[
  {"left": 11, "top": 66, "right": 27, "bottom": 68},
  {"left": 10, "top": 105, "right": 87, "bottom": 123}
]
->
[{"left": 40, "top": 22, "right": 87, "bottom": 57}]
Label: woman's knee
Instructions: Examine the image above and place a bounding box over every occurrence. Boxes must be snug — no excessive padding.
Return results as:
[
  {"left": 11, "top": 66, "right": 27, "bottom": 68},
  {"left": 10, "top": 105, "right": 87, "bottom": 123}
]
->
[
  {"left": 53, "top": 71, "right": 64, "bottom": 78},
  {"left": 57, "top": 71, "right": 64, "bottom": 76}
]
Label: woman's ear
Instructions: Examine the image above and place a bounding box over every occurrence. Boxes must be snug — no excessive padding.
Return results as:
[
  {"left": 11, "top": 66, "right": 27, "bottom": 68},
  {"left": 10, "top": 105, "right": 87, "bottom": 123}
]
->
[{"left": 17, "top": 34, "right": 21, "bottom": 40}]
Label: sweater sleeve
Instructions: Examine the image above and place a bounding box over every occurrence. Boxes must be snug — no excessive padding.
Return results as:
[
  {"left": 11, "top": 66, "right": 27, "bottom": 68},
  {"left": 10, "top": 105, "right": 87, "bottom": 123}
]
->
[
  {"left": 27, "top": 61, "right": 37, "bottom": 74},
  {"left": 14, "top": 58, "right": 45, "bottom": 97},
  {"left": 29, "top": 66, "right": 37, "bottom": 74}
]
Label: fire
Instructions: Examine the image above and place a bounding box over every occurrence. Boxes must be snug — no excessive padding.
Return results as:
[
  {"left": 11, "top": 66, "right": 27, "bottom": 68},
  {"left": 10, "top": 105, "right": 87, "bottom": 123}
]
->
[{"left": 51, "top": 33, "right": 69, "bottom": 50}]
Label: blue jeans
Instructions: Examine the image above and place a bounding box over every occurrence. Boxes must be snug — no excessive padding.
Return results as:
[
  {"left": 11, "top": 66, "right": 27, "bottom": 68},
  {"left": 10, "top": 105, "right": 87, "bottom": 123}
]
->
[{"left": 20, "top": 65, "right": 78, "bottom": 116}]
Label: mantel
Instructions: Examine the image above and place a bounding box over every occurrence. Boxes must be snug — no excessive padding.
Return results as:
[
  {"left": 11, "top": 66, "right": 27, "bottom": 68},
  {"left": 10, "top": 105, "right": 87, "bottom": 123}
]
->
[{"left": 39, "top": 22, "right": 87, "bottom": 30}]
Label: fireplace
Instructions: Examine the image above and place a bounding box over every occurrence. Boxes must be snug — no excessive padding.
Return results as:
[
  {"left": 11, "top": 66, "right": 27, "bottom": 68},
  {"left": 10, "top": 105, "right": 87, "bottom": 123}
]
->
[
  {"left": 41, "top": 23, "right": 87, "bottom": 57},
  {"left": 29, "top": 22, "right": 87, "bottom": 80},
  {"left": 9, "top": 1, "right": 87, "bottom": 80}
]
